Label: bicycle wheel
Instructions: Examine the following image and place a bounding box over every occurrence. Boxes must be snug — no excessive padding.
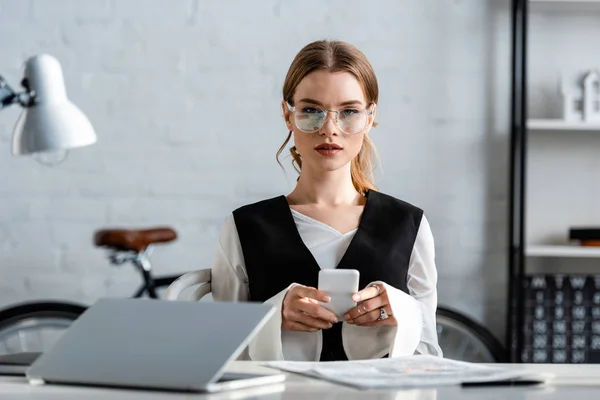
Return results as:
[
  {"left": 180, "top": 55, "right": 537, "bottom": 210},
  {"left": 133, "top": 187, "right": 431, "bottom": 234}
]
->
[
  {"left": 0, "top": 301, "right": 86, "bottom": 355},
  {"left": 436, "top": 307, "right": 506, "bottom": 363}
]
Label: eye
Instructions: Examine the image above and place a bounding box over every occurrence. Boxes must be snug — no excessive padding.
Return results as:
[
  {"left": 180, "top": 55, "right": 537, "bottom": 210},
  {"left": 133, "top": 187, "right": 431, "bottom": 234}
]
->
[
  {"left": 342, "top": 109, "right": 359, "bottom": 116},
  {"left": 301, "top": 107, "right": 321, "bottom": 114}
]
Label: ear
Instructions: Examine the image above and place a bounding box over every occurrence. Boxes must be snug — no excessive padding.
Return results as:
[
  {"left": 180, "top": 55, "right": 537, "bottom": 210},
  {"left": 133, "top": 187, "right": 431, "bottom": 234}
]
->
[
  {"left": 281, "top": 100, "right": 293, "bottom": 131},
  {"left": 370, "top": 103, "right": 377, "bottom": 125},
  {"left": 366, "top": 103, "right": 378, "bottom": 131}
]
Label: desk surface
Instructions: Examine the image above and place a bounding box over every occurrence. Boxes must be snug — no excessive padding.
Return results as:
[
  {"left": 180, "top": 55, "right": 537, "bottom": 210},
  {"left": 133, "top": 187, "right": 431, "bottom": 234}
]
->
[{"left": 1, "top": 362, "right": 600, "bottom": 399}]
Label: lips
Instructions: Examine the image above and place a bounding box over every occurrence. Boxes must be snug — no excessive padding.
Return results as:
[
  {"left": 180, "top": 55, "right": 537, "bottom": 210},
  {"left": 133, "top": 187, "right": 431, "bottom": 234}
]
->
[
  {"left": 315, "top": 143, "right": 342, "bottom": 157},
  {"left": 315, "top": 143, "right": 342, "bottom": 150}
]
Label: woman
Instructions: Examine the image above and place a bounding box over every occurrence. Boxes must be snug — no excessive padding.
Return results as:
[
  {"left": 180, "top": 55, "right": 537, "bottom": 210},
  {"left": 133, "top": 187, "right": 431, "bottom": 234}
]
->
[{"left": 211, "top": 40, "right": 442, "bottom": 361}]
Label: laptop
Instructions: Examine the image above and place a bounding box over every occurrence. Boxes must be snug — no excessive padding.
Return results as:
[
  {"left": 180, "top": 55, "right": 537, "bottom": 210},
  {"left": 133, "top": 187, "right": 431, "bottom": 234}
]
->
[
  {"left": 0, "top": 352, "right": 41, "bottom": 376},
  {"left": 25, "top": 297, "right": 286, "bottom": 392}
]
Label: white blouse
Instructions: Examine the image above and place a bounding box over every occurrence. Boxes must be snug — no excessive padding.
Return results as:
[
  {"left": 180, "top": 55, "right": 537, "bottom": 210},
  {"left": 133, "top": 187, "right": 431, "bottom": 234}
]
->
[{"left": 210, "top": 208, "right": 443, "bottom": 361}]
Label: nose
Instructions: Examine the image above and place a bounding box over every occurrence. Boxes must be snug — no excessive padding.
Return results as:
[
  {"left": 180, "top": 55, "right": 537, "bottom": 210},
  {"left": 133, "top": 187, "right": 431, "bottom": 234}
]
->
[{"left": 318, "top": 111, "right": 338, "bottom": 137}]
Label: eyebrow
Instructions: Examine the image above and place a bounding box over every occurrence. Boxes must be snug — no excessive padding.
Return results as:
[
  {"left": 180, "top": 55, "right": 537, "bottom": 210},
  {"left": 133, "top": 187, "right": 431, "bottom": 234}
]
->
[{"left": 297, "top": 98, "right": 364, "bottom": 107}]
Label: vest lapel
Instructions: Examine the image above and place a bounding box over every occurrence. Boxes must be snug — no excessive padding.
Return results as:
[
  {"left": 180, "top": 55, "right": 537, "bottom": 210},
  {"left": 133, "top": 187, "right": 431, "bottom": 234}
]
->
[
  {"left": 335, "top": 190, "right": 384, "bottom": 288},
  {"left": 274, "top": 195, "right": 321, "bottom": 286}
]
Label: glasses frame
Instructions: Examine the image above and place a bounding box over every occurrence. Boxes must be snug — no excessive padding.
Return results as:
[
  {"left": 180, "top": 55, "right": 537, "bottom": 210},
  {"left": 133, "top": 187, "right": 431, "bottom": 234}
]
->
[{"left": 285, "top": 102, "right": 375, "bottom": 135}]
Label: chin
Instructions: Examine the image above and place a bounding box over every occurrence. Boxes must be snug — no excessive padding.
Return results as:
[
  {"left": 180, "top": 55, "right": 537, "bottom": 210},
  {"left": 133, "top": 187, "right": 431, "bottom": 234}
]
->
[{"left": 309, "top": 158, "right": 352, "bottom": 172}]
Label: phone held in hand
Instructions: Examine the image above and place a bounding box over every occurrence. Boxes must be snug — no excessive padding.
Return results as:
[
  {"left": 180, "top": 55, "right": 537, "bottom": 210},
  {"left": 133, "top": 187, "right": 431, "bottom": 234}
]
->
[{"left": 318, "top": 269, "right": 360, "bottom": 320}]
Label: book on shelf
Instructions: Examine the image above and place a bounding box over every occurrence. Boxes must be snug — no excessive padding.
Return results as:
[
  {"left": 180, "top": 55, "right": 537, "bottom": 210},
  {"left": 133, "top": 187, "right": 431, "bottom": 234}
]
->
[{"left": 569, "top": 227, "right": 600, "bottom": 246}]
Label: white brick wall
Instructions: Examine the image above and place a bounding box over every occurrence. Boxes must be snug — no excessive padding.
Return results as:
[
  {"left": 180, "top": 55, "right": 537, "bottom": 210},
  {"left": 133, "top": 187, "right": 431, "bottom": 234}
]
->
[{"left": 0, "top": 0, "right": 511, "bottom": 342}]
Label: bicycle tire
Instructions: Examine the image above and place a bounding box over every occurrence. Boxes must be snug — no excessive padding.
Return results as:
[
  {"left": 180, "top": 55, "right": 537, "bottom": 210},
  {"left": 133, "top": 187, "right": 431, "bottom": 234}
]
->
[
  {"left": 436, "top": 306, "right": 507, "bottom": 363},
  {"left": 0, "top": 301, "right": 86, "bottom": 325},
  {"left": 0, "top": 301, "right": 87, "bottom": 355}
]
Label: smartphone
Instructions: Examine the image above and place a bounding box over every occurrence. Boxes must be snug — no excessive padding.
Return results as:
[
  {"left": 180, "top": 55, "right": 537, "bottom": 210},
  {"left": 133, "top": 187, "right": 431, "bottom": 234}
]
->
[{"left": 318, "top": 269, "right": 360, "bottom": 320}]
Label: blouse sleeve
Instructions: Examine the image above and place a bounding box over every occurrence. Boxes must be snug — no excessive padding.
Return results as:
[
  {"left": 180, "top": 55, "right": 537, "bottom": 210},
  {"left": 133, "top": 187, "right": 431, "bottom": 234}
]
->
[
  {"left": 341, "top": 214, "right": 443, "bottom": 359},
  {"left": 210, "top": 215, "right": 291, "bottom": 361}
]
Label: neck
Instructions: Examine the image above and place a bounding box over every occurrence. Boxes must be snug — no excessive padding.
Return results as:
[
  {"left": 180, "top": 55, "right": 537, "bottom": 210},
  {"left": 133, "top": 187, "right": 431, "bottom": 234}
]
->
[{"left": 288, "top": 164, "right": 361, "bottom": 206}]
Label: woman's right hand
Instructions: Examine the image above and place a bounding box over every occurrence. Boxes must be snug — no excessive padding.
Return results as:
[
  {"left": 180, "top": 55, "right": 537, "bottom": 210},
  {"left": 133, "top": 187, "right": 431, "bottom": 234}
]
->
[{"left": 281, "top": 284, "right": 339, "bottom": 332}]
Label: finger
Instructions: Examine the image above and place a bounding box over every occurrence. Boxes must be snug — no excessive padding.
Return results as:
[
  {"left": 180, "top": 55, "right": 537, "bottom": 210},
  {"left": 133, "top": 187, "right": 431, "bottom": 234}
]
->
[
  {"left": 343, "top": 296, "right": 385, "bottom": 321},
  {"left": 352, "top": 284, "right": 384, "bottom": 303},
  {"left": 296, "top": 299, "right": 338, "bottom": 323},
  {"left": 294, "top": 286, "right": 331, "bottom": 303},
  {"left": 350, "top": 309, "right": 381, "bottom": 325},
  {"left": 352, "top": 305, "right": 393, "bottom": 326},
  {"left": 299, "top": 313, "right": 334, "bottom": 330},
  {"left": 283, "top": 320, "right": 320, "bottom": 332},
  {"left": 290, "top": 310, "right": 334, "bottom": 330},
  {"left": 359, "top": 316, "right": 397, "bottom": 327}
]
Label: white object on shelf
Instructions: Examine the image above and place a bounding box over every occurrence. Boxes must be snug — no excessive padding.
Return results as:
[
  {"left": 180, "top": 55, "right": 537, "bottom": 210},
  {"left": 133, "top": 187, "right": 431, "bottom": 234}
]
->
[
  {"left": 528, "top": 118, "right": 600, "bottom": 130},
  {"left": 526, "top": 245, "right": 600, "bottom": 258},
  {"left": 559, "top": 70, "right": 600, "bottom": 123},
  {"left": 560, "top": 73, "right": 584, "bottom": 122},
  {"left": 583, "top": 70, "right": 600, "bottom": 122}
]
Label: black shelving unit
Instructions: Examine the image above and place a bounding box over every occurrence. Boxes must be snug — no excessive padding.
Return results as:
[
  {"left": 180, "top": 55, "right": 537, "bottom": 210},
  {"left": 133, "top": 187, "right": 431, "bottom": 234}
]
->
[
  {"left": 508, "top": 0, "right": 600, "bottom": 364},
  {"left": 508, "top": 0, "right": 528, "bottom": 364}
]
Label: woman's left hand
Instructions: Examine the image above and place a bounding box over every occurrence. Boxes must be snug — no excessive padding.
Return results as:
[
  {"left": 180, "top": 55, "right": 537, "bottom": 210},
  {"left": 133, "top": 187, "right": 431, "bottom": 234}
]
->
[{"left": 343, "top": 283, "right": 396, "bottom": 327}]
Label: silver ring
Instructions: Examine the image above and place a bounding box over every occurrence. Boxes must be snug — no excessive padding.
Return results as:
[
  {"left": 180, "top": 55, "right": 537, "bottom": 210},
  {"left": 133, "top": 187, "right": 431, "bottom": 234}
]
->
[
  {"left": 369, "top": 283, "right": 381, "bottom": 297},
  {"left": 377, "top": 308, "right": 389, "bottom": 321}
]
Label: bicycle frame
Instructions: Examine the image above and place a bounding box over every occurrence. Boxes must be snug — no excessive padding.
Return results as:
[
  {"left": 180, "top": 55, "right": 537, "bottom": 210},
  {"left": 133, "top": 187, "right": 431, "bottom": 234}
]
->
[
  {"left": 131, "top": 273, "right": 181, "bottom": 299},
  {"left": 107, "top": 245, "right": 182, "bottom": 300}
]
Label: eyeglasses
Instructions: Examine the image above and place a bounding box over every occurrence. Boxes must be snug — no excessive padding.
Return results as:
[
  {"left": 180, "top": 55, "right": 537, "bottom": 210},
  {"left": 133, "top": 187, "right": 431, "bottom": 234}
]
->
[{"left": 286, "top": 102, "right": 374, "bottom": 135}]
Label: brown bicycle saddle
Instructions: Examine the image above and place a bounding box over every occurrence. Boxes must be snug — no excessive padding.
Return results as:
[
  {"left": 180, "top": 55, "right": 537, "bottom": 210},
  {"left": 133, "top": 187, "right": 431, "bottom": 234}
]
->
[{"left": 94, "top": 227, "right": 177, "bottom": 252}]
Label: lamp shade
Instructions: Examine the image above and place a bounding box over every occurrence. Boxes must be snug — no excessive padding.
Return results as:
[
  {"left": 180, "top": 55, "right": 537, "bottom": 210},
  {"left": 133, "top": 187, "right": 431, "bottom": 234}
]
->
[{"left": 11, "top": 54, "right": 96, "bottom": 156}]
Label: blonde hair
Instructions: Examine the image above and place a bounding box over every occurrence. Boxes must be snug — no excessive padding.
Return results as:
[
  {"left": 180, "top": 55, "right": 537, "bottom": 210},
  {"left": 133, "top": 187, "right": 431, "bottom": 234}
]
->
[{"left": 276, "top": 40, "right": 380, "bottom": 195}]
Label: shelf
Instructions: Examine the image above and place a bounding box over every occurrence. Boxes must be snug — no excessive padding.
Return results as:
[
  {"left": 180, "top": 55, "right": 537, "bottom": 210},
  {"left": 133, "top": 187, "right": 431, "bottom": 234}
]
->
[
  {"left": 526, "top": 245, "right": 600, "bottom": 258},
  {"left": 530, "top": 0, "right": 600, "bottom": 3},
  {"left": 529, "top": 0, "right": 600, "bottom": 5},
  {"left": 527, "top": 119, "right": 600, "bottom": 131},
  {"left": 530, "top": 0, "right": 600, "bottom": 11}
]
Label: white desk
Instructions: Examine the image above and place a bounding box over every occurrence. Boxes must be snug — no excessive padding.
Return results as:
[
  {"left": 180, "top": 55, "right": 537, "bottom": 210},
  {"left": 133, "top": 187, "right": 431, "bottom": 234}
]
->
[{"left": 1, "top": 362, "right": 600, "bottom": 399}]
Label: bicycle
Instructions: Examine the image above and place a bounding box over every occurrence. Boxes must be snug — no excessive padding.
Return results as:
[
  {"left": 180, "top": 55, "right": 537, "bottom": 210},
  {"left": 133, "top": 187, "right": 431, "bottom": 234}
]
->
[
  {"left": 0, "top": 226, "right": 507, "bottom": 363},
  {"left": 436, "top": 307, "right": 506, "bottom": 363},
  {"left": 0, "top": 226, "right": 183, "bottom": 356}
]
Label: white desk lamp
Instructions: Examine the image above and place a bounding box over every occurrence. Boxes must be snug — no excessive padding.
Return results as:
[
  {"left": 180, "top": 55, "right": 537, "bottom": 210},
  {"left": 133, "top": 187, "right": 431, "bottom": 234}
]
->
[{"left": 0, "top": 54, "right": 96, "bottom": 164}]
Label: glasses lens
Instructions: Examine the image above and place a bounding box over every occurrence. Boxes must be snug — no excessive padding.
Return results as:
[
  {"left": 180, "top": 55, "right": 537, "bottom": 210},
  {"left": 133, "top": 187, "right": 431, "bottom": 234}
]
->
[
  {"left": 339, "top": 109, "right": 368, "bottom": 134},
  {"left": 295, "top": 107, "right": 325, "bottom": 132}
]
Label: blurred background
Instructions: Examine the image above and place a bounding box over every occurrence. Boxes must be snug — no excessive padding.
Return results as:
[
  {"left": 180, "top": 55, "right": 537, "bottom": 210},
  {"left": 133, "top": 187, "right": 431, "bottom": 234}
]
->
[
  {"left": 0, "top": 0, "right": 511, "bottom": 352},
  {"left": 4, "top": 0, "right": 598, "bottom": 363}
]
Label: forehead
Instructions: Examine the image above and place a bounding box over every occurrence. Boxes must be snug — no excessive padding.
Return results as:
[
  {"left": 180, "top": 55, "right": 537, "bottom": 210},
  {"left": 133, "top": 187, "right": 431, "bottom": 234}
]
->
[{"left": 293, "top": 70, "right": 366, "bottom": 105}]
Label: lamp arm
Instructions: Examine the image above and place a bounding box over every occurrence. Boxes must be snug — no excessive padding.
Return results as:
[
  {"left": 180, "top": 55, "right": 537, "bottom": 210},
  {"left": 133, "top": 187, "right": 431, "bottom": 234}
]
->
[{"left": 0, "top": 75, "right": 35, "bottom": 110}]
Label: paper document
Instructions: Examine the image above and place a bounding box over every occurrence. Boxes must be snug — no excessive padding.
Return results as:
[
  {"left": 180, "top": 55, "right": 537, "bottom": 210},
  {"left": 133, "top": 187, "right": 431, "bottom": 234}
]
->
[{"left": 264, "top": 355, "right": 549, "bottom": 389}]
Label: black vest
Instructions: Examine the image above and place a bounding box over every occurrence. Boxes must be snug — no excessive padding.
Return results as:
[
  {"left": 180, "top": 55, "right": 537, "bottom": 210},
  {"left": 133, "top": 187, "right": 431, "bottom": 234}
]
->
[{"left": 232, "top": 190, "right": 423, "bottom": 361}]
